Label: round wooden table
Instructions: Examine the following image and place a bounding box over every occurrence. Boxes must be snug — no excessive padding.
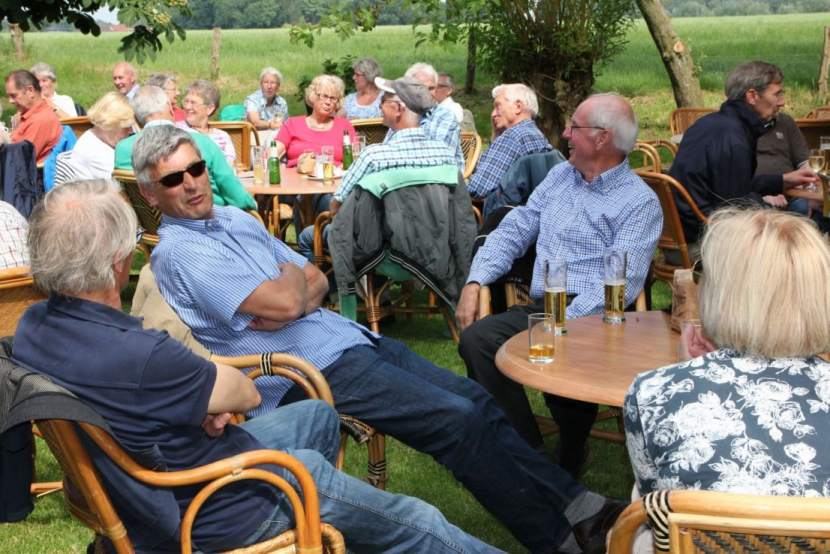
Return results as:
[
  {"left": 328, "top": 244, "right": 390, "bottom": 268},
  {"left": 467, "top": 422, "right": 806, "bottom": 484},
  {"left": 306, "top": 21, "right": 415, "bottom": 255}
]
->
[
  {"left": 495, "top": 311, "right": 679, "bottom": 408},
  {"left": 240, "top": 167, "right": 338, "bottom": 228}
]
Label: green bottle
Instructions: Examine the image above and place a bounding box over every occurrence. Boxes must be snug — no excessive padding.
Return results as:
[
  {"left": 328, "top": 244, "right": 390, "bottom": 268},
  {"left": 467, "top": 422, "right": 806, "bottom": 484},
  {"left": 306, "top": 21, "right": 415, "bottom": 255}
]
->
[
  {"left": 268, "top": 139, "right": 280, "bottom": 185},
  {"left": 341, "top": 130, "right": 353, "bottom": 170}
]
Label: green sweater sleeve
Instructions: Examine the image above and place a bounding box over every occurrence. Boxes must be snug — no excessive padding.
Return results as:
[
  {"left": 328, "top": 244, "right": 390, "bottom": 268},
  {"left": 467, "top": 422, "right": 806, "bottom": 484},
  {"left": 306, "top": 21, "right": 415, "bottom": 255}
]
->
[{"left": 194, "top": 134, "right": 256, "bottom": 210}]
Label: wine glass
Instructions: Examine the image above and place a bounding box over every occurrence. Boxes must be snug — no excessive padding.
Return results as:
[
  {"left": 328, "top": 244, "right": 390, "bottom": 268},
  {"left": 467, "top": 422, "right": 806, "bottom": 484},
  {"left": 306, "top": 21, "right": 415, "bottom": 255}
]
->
[{"left": 808, "top": 149, "right": 826, "bottom": 174}]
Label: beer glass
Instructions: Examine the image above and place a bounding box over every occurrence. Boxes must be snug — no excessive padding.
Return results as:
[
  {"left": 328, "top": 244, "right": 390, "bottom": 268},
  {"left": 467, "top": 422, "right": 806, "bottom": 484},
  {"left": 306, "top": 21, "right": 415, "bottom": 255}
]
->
[
  {"left": 808, "top": 149, "right": 825, "bottom": 173},
  {"left": 528, "top": 313, "right": 555, "bottom": 364},
  {"left": 603, "top": 249, "right": 627, "bottom": 324},
  {"left": 251, "top": 146, "right": 265, "bottom": 185},
  {"left": 544, "top": 258, "right": 567, "bottom": 335},
  {"left": 321, "top": 145, "right": 335, "bottom": 180}
]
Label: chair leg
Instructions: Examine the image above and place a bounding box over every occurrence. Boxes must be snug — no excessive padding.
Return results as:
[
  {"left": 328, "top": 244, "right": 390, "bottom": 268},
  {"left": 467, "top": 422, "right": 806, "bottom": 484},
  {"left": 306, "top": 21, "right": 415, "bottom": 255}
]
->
[{"left": 338, "top": 415, "right": 388, "bottom": 490}]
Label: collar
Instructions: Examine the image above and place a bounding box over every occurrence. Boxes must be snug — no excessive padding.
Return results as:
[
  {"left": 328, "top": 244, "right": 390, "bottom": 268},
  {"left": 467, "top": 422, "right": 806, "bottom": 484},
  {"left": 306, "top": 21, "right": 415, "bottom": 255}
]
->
[
  {"left": 20, "top": 99, "right": 49, "bottom": 121},
  {"left": 570, "top": 159, "right": 631, "bottom": 191},
  {"left": 503, "top": 118, "right": 536, "bottom": 136},
  {"left": 47, "top": 294, "right": 139, "bottom": 331},
  {"left": 720, "top": 99, "right": 772, "bottom": 138},
  {"left": 161, "top": 206, "right": 232, "bottom": 232},
  {"left": 387, "top": 127, "right": 425, "bottom": 143},
  {"left": 144, "top": 120, "right": 175, "bottom": 129}
]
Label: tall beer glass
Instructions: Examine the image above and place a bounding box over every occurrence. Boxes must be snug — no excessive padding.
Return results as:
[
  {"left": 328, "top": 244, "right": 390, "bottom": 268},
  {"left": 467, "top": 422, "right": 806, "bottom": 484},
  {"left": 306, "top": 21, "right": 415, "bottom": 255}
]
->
[
  {"left": 544, "top": 258, "right": 567, "bottom": 335},
  {"left": 603, "top": 249, "right": 627, "bottom": 324}
]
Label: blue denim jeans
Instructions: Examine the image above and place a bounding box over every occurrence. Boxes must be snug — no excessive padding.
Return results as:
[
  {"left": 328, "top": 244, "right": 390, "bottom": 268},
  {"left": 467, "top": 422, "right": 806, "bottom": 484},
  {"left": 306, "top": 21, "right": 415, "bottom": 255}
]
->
[
  {"left": 241, "top": 399, "right": 498, "bottom": 553},
  {"left": 307, "top": 337, "right": 587, "bottom": 553},
  {"left": 297, "top": 223, "right": 326, "bottom": 262}
]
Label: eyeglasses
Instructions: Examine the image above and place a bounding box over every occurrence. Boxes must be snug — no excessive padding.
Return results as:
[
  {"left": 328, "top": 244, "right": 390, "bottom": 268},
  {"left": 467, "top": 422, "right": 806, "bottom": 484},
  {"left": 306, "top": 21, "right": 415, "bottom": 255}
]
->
[
  {"left": 436, "top": 83, "right": 451, "bottom": 89},
  {"left": 157, "top": 159, "right": 207, "bottom": 188},
  {"left": 318, "top": 94, "right": 339, "bottom": 102},
  {"left": 567, "top": 124, "right": 606, "bottom": 131}
]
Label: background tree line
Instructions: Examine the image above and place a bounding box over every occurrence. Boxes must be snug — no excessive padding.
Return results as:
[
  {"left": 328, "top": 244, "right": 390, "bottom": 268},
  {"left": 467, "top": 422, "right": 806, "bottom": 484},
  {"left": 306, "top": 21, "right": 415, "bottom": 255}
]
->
[{"left": 664, "top": 0, "right": 830, "bottom": 16}]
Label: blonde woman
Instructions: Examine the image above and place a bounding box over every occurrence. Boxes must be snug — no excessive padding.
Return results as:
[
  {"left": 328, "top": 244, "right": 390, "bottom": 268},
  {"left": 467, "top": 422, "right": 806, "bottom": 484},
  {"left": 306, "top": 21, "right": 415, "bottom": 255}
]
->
[{"left": 54, "top": 92, "right": 135, "bottom": 187}]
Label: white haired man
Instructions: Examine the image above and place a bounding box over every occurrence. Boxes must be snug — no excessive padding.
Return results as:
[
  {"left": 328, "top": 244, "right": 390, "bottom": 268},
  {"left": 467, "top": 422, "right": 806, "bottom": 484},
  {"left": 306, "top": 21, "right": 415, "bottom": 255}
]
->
[
  {"left": 112, "top": 61, "right": 139, "bottom": 99},
  {"left": 466, "top": 83, "right": 553, "bottom": 199},
  {"left": 457, "top": 93, "right": 663, "bottom": 479}
]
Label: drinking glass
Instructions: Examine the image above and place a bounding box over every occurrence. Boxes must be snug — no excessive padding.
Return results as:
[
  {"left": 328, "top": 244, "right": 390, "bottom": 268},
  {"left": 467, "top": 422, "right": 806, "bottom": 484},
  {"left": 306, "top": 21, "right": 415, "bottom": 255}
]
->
[
  {"left": 251, "top": 146, "right": 264, "bottom": 185},
  {"left": 808, "top": 149, "right": 825, "bottom": 174},
  {"left": 544, "top": 258, "right": 567, "bottom": 335},
  {"left": 321, "top": 145, "right": 335, "bottom": 180},
  {"left": 603, "top": 249, "right": 627, "bottom": 324},
  {"left": 528, "top": 313, "right": 555, "bottom": 364}
]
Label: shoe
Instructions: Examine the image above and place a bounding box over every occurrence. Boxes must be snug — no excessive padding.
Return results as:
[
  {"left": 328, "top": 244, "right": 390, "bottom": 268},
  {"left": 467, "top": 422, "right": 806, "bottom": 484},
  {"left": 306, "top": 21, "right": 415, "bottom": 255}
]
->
[
  {"left": 552, "top": 443, "right": 593, "bottom": 480},
  {"left": 571, "top": 498, "right": 628, "bottom": 554}
]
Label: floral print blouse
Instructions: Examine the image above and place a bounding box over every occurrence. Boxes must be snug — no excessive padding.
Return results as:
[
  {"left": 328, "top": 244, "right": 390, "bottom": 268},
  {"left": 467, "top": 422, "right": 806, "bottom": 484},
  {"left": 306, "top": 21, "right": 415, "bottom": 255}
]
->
[{"left": 624, "top": 349, "right": 830, "bottom": 498}]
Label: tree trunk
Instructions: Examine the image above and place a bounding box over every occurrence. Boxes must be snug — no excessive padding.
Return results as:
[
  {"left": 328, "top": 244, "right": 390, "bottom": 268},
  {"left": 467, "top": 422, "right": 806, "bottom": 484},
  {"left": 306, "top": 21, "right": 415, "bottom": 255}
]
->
[
  {"left": 464, "top": 25, "right": 477, "bottom": 94},
  {"left": 528, "top": 69, "right": 595, "bottom": 151},
  {"left": 211, "top": 27, "right": 222, "bottom": 81},
  {"left": 11, "top": 23, "right": 25, "bottom": 61},
  {"left": 819, "top": 27, "right": 830, "bottom": 100},
  {"left": 636, "top": 0, "right": 704, "bottom": 107}
]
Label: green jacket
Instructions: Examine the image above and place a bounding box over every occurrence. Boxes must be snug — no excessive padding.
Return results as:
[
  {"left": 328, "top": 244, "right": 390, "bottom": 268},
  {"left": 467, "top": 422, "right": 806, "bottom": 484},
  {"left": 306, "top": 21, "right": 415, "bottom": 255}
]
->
[{"left": 114, "top": 121, "right": 256, "bottom": 210}]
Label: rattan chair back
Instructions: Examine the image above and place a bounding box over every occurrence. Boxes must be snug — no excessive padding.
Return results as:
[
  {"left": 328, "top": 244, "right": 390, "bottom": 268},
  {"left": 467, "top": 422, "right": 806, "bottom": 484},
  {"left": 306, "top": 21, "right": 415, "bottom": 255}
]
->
[
  {"left": 609, "top": 489, "right": 830, "bottom": 553},
  {"left": 351, "top": 118, "right": 387, "bottom": 145},
  {"left": 208, "top": 120, "right": 259, "bottom": 170},
  {"left": 668, "top": 108, "right": 715, "bottom": 136},
  {"left": 37, "top": 415, "right": 345, "bottom": 554},
  {"left": 461, "top": 131, "right": 483, "bottom": 180},
  {"left": 113, "top": 169, "right": 161, "bottom": 254},
  {"left": 632, "top": 142, "right": 662, "bottom": 172},
  {"left": 60, "top": 116, "right": 93, "bottom": 139},
  {"left": 0, "top": 267, "right": 45, "bottom": 336}
]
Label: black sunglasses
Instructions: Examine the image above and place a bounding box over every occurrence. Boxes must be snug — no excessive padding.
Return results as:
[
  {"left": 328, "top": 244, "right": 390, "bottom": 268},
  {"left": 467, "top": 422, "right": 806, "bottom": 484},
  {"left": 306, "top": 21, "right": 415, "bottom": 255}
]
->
[{"left": 157, "top": 159, "right": 207, "bottom": 188}]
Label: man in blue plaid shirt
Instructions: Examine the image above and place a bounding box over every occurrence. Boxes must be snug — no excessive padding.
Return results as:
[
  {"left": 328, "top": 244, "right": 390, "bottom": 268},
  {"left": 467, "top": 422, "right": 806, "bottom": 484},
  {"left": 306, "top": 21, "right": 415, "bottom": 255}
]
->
[
  {"left": 457, "top": 93, "right": 663, "bottom": 478},
  {"left": 466, "top": 83, "right": 553, "bottom": 199}
]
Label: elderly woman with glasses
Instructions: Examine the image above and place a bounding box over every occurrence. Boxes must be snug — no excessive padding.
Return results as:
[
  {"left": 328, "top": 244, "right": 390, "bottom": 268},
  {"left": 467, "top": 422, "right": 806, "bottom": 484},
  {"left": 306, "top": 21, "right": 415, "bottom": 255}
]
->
[
  {"left": 30, "top": 62, "right": 77, "bottom": 118},
  {"left": 177, "top": 79, "right": 236, "bottom": 167},
  {"left": 342, "top": 58, "right": 384, "bottom": 119},
  {"left": 147, "top": 73, "right": 185, "bottom": 122}
]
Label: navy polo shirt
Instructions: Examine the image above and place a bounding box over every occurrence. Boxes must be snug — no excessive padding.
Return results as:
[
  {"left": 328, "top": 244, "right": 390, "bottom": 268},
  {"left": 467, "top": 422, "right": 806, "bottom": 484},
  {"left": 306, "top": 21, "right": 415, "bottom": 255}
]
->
[{"left": 13, "top": 295, "right": 275, "bottom": 551}]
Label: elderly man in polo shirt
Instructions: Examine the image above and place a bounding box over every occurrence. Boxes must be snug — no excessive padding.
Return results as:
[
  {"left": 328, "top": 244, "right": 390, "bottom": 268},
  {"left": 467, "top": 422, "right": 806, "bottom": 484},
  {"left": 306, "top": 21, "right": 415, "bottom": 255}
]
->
[
  {"left": 135, "top": 122, "right": 629, "bottom": 554},
  {"left": 5, "top": 69, "right": 61, "bottom": 164},
  {"left": 112, "top": 61, "right": 140, "bottom": 100},
  {"left": 466, "top": 84, "right": 553, "bottom": 200},
  {"left": 457, "top": 93, "right": 663, "bottom": 479}
]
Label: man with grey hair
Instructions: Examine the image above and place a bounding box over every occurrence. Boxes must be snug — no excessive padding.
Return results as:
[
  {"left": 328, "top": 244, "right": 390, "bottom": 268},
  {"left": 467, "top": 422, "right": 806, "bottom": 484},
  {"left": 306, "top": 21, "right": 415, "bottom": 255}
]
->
[
  {"left": 147, "top": 73, "right": 184, "bottom": 121},
  {"left": 114, "top": 85, "right": 255, "bottom": 211},
  {"left": 457, "top": 93, "right": 662, "bottom": 480},
  {"left": 134, "top": 122, "right": 632, "bottom": 554},
  {"left": 670, "top": 60, "right": 816, "bottom": 246},
  {"left": 13, "top": 179, "right": 504, "bottom": 554},
  {"left": 434, "top": 72, "right": 463, "bottom": 123},
  {"left": 112, "top": 61, "right": 139, "bottom": 99},
  {"left": 467, "top": 83, "right": 553, "bottom": 199}
]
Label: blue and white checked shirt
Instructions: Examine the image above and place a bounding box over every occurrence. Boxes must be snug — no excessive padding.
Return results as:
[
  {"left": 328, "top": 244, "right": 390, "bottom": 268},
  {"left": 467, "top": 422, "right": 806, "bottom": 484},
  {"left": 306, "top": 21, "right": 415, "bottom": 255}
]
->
[
  {"left": 152, "top": 206, "right": 374, "bottom": 416},
  {"left": 466, "top": 119, "right": 552, "bottom": 198},
  {"left": 385, "top": 105, "right": 465, "bottom": 171},
  {"left": 467, "top": 160, "right": 662, "bottom": 318},
  {"left": 244, "top": 89, "right": 289, "bottom": 122},
  {"left": 334, "top": 127, "right": 458, "bottom": 202}
]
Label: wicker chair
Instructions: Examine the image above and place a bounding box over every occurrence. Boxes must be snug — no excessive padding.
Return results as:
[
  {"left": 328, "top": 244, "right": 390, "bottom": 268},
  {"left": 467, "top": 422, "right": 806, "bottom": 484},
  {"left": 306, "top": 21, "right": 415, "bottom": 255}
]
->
[
  {"left": 351, "top": 118, "right": 387, "bottom": 145},
  {"left": 668, "top": 108, "right": 715, "bottom": 136},
  {"left": 631, "top": 142, "right": 662, "bottom": 173},
  {"left": 60, "top": 116, "right": 93, "bottom": 139},
  {"left": 38, "top": 416, "right": 345, "bottom": 553},
  {"left": 608, "top": 489, "right": 830, "bottom": 553},
  {"left": 0, "top": 266, "right": 45, "bottom": 337},
  {"left": 207, "top": 120, "right": 260, "bottom": 171},
  {"left": 805, "top": 105, "right": 830, "bottom": 119},
  {"left": 461, "top": 131, "right": 483, "bottom": 180},
  {"left": 113, "top": 169, "right": 161, "bottom": 257}
]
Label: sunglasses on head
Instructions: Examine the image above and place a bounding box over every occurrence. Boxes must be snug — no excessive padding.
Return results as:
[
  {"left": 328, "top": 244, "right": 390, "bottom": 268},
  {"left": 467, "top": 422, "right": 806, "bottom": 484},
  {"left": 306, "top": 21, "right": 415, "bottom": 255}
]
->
[{"left": 157, "top": 159, "right": 207, "bottom": 188}]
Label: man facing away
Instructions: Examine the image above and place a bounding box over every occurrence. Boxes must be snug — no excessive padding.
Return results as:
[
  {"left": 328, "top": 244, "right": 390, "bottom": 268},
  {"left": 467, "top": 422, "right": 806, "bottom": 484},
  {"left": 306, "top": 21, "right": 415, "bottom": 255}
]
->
[
  {"left": 466, "top": 83, "right": 553, "bottom": 200},
  {"left": 12, "top": 179, "right": 503, "bottom": 553},
  {"left": 4, "top": 70, "right": 61, "bottom": 165},
  {"left": 136, "top": 123, "right": 627, "bottom": 553},
  {"left": 112, "top": 61, "right": 140, "bottom": 100},
  {"left": 669, "top": 60, "right": 816, "bottom": 246},
  {"left": 457, "top": 93, "right": 663, "bottom": 479}
]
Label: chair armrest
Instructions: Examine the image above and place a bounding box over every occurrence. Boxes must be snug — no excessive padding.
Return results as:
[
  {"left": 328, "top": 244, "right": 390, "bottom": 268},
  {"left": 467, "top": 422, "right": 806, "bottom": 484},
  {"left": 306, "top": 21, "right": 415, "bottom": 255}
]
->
[
  {"left": 313, "top": 210, "right": 333, "bottom": 265},
  {"left": 607, "top": 498, "right": 647, "bottom": 553},
  {"left": 478, "top": 285, "right": 492, "bottom": 319}
]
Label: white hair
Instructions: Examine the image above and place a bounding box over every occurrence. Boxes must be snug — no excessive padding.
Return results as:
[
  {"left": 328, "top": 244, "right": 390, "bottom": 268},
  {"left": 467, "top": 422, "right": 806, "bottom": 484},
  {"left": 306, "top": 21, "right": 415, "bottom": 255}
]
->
[
  {"left": 259, "top": 66, "right": 283, "bottom": 84},
  {"left": 585, "top": 93, "right": 638, "bottom": 154},
  {"left": 492, "top": 83, "right": 539, "bottom": 118},
  {"left": 405, "top": 63, "right": 438, "bottom": 85}
]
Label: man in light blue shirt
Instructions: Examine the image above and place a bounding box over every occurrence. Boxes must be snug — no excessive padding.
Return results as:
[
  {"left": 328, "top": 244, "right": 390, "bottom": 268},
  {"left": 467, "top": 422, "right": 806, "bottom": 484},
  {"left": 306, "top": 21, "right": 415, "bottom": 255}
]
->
[{"left": 457, "top": 93, "right": 663, "bottom": 478}]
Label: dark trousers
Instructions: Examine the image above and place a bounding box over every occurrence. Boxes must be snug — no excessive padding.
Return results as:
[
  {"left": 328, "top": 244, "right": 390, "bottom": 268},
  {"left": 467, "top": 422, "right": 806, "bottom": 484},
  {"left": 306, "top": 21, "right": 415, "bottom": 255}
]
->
[{"left": 459, "top": 301, "right": 598, "bottom": 474}]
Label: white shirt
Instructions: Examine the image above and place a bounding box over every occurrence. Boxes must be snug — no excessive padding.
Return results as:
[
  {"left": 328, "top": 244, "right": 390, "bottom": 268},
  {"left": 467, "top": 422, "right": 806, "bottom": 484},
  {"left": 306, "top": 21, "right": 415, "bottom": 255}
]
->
[
  {"left": 51, "top": 93, "right": 77, "bottom": 117},
  {"left": 0, "top": 201, "right": 29, "bottom": 269},
  {"left": 439, "top": 96, "right": 463, "bottom": 123},
  {"left": 54, "top": 129, "right": 116, "bottom": 187}
]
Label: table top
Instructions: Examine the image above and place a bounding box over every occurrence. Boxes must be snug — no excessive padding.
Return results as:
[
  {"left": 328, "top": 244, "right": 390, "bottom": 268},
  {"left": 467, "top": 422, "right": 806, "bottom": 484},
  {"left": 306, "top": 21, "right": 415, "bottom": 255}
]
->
[
  {"left": 240, "top": 168, "right": 339, "bottom": 196},
  {"left": 495, "top": 311, "right": 679, "bottom": 407}
]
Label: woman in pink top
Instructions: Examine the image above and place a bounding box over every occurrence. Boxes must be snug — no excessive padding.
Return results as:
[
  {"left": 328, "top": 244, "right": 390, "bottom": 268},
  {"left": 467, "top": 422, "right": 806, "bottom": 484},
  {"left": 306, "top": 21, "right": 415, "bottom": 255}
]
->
[{"left": 275, "top": 75, "right": 356, "bottom": 167}]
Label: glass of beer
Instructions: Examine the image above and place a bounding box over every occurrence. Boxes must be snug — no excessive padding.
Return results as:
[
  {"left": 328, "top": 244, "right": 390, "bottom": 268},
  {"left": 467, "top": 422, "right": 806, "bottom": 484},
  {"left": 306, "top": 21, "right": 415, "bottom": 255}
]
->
[
  {"left": 603, "top": 249, "right": 627, "bottom": 324},
  {"left": 321, "top": 145, "right": 335, "bottom": 180},
  {"left": 544, "top": 258, "right": 567, "bottom": 335},
  {"left": 251, "top": 146, "right": 265, "bottom": 186},
  {"left": 528, "top": 313, "right": 555, "bottom": 364}
]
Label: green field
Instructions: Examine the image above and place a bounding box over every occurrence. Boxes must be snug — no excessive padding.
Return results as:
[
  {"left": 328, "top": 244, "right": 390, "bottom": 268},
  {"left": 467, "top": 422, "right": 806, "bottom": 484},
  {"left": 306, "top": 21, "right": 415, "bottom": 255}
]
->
[{"left": 0, "top": 12, "right": 828, "bottom": 553}]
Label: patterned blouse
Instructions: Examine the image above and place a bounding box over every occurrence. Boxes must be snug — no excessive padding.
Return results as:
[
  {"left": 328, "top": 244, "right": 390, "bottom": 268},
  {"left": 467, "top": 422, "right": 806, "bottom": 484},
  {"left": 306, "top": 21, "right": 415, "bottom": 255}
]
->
[
  {"left": 625, "top": 349, "right": 830, "bottom": 498},
  {"left": 343, "top": 92, "right": 382, "bottom": 119}
]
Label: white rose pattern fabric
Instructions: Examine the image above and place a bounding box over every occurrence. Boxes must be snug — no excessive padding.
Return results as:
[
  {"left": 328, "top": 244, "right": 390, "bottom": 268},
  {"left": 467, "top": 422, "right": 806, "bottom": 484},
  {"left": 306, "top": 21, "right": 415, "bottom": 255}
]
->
[{"left": 625, "top": 349, "right": 830, "bottom": 499}]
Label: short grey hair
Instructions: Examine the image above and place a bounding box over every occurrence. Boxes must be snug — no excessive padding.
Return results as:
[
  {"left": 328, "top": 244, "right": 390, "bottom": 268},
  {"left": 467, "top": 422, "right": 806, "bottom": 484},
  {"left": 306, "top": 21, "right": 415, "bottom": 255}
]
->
[
  {"left": 187, "top": 79, "right": 221, "bottom": 115},
  {"left": 353, "top": 58, "right": 382, "bottom": 82},
  {"left": 30, "top": 62, "right": 57, "bottom": 82},
  {"left": 725, "top": 61, "right": 783, "bottom": 102},
  {"left": 133, "top": 125, "right": 200, "bottom": 188},
  {"left": 146, "top": 73, "right": 176, "bottom": 89},
  {"left": 584, "top": 92, "right": 638, "bottom": 154},
  {"left": 492, "top": 83, "right": 539, "bottom": 118},
  {"left": 28, "top": 179, "right": 135, "bottom": 295},
  {"left": 259, "top": 66, "right": 283, "bottom": 84},
  {"left": 130, "top": 85, "right": 169, "bottom": 126},
  {"left": 405, "top": 63, "right": 438, "bottom": 85},
  {"left": 438, "top": 73, "right": 454, "bottom": 88}
]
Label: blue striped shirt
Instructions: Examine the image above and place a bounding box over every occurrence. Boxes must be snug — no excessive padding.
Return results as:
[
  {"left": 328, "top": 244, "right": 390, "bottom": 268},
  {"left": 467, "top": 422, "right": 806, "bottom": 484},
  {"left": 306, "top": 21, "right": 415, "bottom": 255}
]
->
[
  {"left": 385, "top": 105, "right": 465, "bottom": 171},
  {"left": 467, "top": 160, "right": 662, "bottom": 318},
  {"left": 466, "top": 119, "right": 552, "bottom": 198},
  {"left": 334, "top": 127, "right": 458, "bottom": 202},
  {"left": 152, "top": 206, "right": 374, "bottom": 416}
]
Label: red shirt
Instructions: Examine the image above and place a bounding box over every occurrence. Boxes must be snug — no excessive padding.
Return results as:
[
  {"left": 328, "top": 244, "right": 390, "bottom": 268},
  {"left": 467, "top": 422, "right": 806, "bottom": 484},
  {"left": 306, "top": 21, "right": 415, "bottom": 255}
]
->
[
  {"left": 11, "top": 98, "right": 62, "bottom": 164},
  {"left": 276, "top": 116, "right": 356, "bottom": 167}
]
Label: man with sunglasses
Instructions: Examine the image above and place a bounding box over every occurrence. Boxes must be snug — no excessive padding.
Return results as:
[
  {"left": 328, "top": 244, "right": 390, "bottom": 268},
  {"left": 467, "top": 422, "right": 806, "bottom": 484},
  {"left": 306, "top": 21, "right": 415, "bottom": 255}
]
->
[
  {"left": 135, "top": 123, "right": 630, "bottom": 554},
  {"left": 456, "top": 93, "right": 662, "bottom": 480},
  {"left": 114, "top": 85, "right": 255, "bottom": 211}
]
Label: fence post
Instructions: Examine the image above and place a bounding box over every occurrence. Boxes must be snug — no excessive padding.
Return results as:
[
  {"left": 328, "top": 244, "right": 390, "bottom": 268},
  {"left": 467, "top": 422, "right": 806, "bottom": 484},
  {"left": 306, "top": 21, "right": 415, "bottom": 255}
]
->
[
  {"left": 211, "top": 27, "right": 221, "bottom": 81},
  {"left": 11, "top": 23, "right": 25, "bottom": 61}
]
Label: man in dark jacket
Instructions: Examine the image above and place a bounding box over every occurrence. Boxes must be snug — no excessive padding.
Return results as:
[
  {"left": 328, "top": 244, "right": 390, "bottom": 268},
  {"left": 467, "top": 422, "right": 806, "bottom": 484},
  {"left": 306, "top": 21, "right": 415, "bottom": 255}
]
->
[{"left": 670, "top": 61, "right": 816, "bottom": 245}]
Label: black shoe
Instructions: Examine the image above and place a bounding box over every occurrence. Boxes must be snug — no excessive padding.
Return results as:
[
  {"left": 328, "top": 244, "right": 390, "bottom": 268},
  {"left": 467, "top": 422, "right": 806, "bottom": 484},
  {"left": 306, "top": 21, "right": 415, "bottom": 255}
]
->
[
  {"left": 552, "top": 443, "right": 593, "bottom": 480},
  {"left": 571, "top": 498, "right": 628, "bottom": 554}
]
